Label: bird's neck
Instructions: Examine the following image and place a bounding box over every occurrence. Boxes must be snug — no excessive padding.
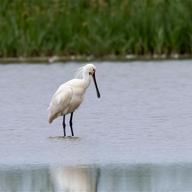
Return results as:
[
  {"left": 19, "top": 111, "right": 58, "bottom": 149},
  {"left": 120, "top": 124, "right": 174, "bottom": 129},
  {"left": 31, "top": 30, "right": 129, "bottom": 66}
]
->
[{"left": 83, "top": 71, "right": 91, "bottom": 88}]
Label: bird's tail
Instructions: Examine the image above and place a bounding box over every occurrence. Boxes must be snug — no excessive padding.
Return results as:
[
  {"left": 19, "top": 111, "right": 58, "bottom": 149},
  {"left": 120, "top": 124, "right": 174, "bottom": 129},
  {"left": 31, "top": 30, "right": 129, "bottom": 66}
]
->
[
  {"left": 48, "top": 112, "right": 54, "bottom": 124},
  {"left": 48, "top": 109, "right": 59, "bottom": 124},
  {"left": 47, "top": 106, "right": 52, "bottom": 123},
  {"left": 47, "top": 104, "right": 55, "bottom": 123},
  {"left": 48, "top": 114, "right": 52, "bottom": 124}
]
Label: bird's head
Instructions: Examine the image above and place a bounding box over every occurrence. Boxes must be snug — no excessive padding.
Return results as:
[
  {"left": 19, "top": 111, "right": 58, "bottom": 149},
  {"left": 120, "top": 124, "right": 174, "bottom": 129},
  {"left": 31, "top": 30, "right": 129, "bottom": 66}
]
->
[
  {"left": 84, "top": 63, "right": 96, "bottom": 75},
  {"left": 85, "top": 63, "right": 100, "bottom": 98}
]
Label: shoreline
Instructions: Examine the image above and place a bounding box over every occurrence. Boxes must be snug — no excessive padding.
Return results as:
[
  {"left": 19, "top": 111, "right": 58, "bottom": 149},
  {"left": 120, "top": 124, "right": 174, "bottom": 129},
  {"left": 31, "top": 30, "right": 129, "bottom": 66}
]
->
[{"left": 0, "top": 54, "right": 191, "bottom": 64}]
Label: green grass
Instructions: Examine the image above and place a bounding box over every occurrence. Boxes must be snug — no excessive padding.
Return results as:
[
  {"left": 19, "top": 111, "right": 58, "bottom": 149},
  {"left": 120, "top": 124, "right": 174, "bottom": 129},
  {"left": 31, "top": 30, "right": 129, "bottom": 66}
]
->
[{"left": 0, "top": 0, "right": 192, "bottom": 58}]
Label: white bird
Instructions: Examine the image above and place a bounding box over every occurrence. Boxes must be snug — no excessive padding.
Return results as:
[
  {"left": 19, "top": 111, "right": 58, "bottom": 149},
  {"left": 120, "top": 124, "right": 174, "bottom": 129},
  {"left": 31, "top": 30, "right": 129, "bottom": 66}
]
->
[{"left": 48, "top": 63, "right": 100, "bottom": 137}]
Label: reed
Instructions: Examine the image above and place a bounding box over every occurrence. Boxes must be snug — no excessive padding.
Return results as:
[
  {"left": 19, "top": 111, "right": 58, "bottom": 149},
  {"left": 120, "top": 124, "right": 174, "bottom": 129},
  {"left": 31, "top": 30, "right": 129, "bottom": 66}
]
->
[{"left": 0, "top": 0, "right": 191, "bottom": 58}]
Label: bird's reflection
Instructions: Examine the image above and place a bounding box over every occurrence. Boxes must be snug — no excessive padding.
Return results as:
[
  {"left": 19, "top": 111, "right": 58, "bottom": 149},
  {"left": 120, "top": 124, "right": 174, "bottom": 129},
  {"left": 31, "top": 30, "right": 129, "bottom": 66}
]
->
[
  {"left": 1, "top": 165, "right": 192, "bottom": 192},
  {"left": 50, "top": 166, "right": 99, "bottom": 192}
]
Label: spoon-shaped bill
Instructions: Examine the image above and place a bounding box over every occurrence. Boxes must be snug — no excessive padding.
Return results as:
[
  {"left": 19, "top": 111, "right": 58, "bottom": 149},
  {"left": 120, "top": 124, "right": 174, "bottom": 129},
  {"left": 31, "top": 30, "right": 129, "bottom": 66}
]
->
[{"left": 92, "top": 73, "right": 100, "bottom": 98}]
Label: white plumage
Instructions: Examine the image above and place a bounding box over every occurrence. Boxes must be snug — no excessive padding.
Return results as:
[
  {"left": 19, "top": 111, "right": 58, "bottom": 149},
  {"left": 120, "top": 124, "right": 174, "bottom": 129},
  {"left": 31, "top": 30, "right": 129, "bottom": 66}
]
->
[{"left": 48, "top": 63, "right": 100, "bottom": 136}]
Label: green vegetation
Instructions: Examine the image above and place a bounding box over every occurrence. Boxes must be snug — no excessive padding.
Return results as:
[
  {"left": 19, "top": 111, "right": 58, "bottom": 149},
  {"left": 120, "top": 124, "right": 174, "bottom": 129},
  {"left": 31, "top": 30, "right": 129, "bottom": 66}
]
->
[{"left": 0, "top": 0, "right": 192, "bottom": 58}]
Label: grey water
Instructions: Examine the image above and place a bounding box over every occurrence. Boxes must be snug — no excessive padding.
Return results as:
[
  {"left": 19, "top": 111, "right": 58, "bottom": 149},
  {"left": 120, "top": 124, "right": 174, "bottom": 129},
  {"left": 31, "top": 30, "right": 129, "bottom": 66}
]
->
[{"left": 1, "top": 60, "right": 192, "bottom": 191}]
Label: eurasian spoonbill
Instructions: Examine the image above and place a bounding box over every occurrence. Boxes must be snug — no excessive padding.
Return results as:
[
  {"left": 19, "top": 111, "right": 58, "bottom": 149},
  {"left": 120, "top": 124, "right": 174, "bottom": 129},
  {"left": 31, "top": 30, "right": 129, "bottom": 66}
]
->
[{"left": 48, "top": 64, "right": 100, "bottom": 137}]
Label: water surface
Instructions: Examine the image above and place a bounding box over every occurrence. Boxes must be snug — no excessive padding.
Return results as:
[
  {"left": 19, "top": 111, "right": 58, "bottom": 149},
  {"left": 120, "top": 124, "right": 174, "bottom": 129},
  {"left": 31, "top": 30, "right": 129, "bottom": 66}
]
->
[
  {"left": 1, "top": 61, "right": 192, "bottom": 191},
  {"left": 1, "top": 164, "right": 192, "bottom": 192}
]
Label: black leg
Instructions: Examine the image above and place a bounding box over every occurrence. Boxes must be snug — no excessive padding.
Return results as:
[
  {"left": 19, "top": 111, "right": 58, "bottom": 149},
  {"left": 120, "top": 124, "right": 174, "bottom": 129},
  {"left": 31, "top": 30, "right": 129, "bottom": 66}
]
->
[
  {"left": 63, "top": 115, "right": 66, "bottom": 137},
  {"left": 69, "top": 112, "right": 74, "bottom": 136}
]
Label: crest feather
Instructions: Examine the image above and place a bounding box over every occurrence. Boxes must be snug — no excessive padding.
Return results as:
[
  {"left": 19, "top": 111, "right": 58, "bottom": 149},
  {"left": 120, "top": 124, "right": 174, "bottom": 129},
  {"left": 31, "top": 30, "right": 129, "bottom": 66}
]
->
[{"left": 74, "top": 66, "right": 84, "bottom": 79}]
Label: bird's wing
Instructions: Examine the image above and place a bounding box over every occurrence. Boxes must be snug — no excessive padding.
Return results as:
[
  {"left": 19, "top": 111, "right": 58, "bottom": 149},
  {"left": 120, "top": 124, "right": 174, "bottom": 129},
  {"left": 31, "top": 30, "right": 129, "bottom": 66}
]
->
[{"left": 48, "top": 85, "right": 73, "bottom": 123}]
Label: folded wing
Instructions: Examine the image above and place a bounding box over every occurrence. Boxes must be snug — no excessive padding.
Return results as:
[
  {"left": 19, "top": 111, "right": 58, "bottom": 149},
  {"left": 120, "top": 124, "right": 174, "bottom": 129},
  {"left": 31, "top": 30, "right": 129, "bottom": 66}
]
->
[{"left": 48, "top": 85, "right": 73, "bottom": 123}]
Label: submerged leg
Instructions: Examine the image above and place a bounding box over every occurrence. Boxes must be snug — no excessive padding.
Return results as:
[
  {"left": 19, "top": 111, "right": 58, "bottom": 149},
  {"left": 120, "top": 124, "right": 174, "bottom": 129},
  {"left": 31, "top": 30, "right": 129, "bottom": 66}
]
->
[
  {"left": 63, "top": 115, "right": 66, "bottom": 137},
  {"left": 69, "top": 112, "right": 74, "bottom": 136}
]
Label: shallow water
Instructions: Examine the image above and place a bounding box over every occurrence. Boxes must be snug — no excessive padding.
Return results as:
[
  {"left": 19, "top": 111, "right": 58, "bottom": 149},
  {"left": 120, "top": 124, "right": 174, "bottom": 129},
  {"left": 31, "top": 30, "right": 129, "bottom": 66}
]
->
[{"left": 1, "top": 61, "right": 192, "bottom": 191}]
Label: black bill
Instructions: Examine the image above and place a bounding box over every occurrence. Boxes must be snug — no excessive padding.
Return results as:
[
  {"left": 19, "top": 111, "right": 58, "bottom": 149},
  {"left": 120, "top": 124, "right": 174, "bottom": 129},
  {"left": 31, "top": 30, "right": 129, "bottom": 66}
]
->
[{"left": 92, "top": 73, "right": 101, "bottom": 98}]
